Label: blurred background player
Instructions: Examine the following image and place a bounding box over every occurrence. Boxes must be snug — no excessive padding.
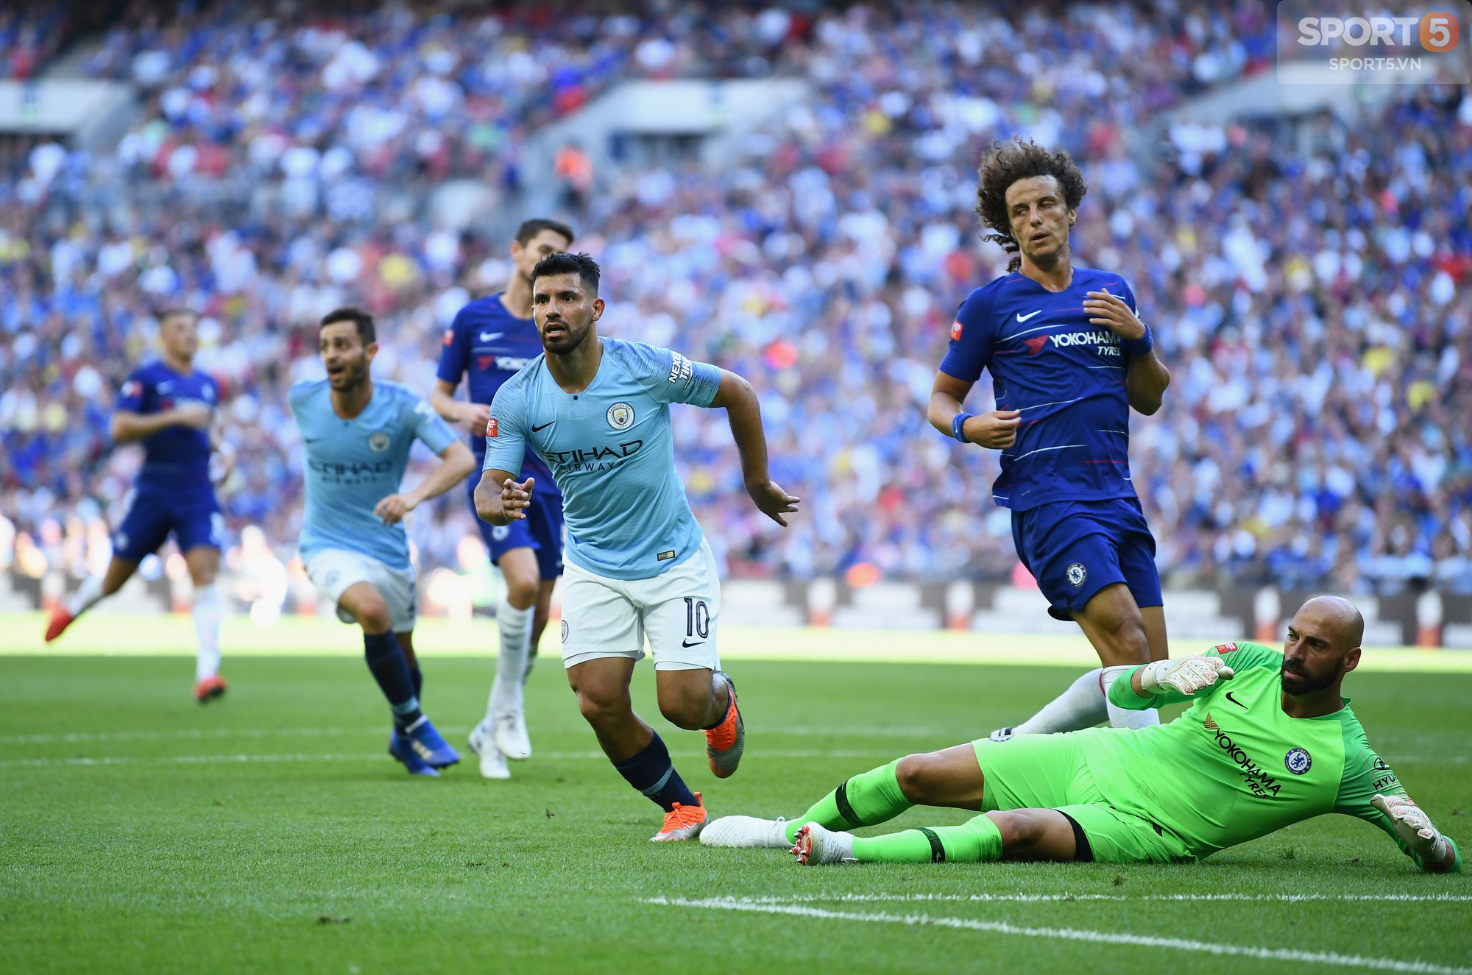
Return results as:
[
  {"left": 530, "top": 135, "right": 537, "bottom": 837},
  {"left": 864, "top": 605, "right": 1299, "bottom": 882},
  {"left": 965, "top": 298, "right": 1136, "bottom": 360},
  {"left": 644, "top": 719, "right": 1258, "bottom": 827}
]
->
[
  {"left": 430, "top": 218, "right": 573, "bottom": 780},
  {"left": 476, "top": 253, "right": 799, "bottom": 841},
  {"left": 291, "top": 307, "right": 476, "bottom": 776},
  {"left": 44, "top": 309, "right": 232, "bottom": 703},
  {"left": 928, "top": 139, "right": 1172, "bottom": 737}
]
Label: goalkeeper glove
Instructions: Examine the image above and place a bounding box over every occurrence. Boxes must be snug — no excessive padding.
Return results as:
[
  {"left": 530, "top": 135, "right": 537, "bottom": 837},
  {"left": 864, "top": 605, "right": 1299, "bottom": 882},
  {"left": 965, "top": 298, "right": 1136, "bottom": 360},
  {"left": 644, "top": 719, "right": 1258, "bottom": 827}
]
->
[
  {"left": 1371, "top": 793, "right": 1451, "bottom": 866},
  {"left": 1138, "top": 656, "right": 1235, "bottom": 696}
]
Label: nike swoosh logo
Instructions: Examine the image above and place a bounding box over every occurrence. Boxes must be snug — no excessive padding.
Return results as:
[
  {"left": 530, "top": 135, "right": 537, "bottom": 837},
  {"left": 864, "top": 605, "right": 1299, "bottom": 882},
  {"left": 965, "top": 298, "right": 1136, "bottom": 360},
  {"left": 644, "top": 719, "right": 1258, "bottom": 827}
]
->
[
  {"left": 479, "top": 331, "right": 503, "bottom": 341},
  {"left": 304, "top": 437, "right": 322, "bottom": 443},
  {"left": 1016, "top": 310, "right": 1042, "bottom": 323},
  {"left": 1225, "top": 691, "right": 1247, "bottom": 709},
  {"left": 531, "top": 421, "right": 554, "bottom": 433},
  {"left": 681, "top": 640, "right": 704, "bottom": 648}
]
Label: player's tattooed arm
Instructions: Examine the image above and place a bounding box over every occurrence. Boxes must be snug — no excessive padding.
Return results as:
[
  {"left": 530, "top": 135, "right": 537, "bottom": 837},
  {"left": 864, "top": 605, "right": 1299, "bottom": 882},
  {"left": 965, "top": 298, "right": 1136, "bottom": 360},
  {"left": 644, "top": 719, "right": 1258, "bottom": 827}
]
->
[
  {"left": 1083, "top": 288, "right": 1170, "bottom": 416},
  {"left": 375, "top": 441, "right": 477, "bottom": 526},
  {"left": 110, "top": 404, "right": 212, "bottom": 443},
  {"left": 927, "top": 372, "right": 1020, "bottom": 449},
  {"left": 430, "top": 379, "right": 491, "bottom": 435},
  {"left": 707, "top": 369, "right": 800, "bottom": 527},
  {"left": 475, "top": 468, "right": 533, "bottom": 525}
]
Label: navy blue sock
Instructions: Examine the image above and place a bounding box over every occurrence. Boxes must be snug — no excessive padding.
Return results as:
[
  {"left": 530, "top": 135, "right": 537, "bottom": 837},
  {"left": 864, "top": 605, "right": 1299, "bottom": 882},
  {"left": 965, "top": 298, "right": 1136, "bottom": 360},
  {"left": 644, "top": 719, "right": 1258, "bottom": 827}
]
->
[
  {"left": 410, "top": 663, "right": 423, "bottom": 697},
  {"left": 363, "top": 631, "right": 422, "bottom": 730},
  {"left": 613, "top": 732, "right": 697, "bottom": 812}
]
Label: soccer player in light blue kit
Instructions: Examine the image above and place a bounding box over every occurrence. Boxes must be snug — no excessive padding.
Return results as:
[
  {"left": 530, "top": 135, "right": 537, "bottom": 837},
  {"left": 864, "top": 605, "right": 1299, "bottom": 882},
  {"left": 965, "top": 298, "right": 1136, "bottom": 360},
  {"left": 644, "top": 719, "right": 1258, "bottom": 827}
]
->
[
  {"left": 475, "top": 253, "right": 799, "bottom": 841},
  {"left": 290, "top": 307, "right": 477, "bottom": 776}
]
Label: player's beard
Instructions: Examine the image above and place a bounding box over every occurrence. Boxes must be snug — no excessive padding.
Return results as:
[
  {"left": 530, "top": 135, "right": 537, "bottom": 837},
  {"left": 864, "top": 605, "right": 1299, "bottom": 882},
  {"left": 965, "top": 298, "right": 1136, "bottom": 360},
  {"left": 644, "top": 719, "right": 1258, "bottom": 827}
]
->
[
  {"left": 1280, "top": 657, "right": 1342, "bottom": 695},
  {"left": 329, "top": 355, "right": 369, "bottom": 391},
  {"left": 542, "top": 317, "right": 589, "bottom": 355}
]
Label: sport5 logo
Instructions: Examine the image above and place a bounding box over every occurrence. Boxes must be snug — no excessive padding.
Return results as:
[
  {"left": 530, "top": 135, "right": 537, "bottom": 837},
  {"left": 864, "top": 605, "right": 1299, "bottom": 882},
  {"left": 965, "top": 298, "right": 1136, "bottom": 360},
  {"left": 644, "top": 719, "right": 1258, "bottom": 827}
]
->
[{"left": 1296, "top": 14, "right": 1460, "bottom": 53}]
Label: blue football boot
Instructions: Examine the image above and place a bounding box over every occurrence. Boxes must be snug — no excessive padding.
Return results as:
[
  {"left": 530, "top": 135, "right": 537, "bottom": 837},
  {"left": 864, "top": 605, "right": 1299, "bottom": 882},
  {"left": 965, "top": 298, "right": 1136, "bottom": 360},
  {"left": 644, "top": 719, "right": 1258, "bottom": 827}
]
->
[
  {"left": 388, "top": 729, "right": 440, "bottom": 777},
  {"left": 403, "top": 716, "right": 460, "bottom": 769}
]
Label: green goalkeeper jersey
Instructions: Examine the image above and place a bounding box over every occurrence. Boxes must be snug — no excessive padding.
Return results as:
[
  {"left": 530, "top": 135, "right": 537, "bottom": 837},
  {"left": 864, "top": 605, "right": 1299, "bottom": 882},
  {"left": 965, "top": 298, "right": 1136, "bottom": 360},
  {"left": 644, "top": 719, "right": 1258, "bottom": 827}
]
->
[{"left": 1097, "top": 641, "right": 1462, "bottom": 870}]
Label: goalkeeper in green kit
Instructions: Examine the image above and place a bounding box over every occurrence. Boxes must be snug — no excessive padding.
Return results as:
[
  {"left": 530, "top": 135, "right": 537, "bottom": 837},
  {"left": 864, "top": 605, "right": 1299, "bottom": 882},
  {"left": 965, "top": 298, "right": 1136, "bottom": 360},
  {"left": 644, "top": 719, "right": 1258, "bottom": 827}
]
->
[{"left": 702, "top": 596, "right": 1461, "bottom": 872}]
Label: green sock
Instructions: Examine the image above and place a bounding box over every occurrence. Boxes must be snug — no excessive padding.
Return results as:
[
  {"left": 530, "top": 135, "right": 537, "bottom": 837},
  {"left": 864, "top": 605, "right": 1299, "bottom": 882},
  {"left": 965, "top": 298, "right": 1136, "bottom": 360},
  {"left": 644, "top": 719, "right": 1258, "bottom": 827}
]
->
[
  {"left": 783, "top": 759, "right": 910, "bottom": 844},
  {"left": 852, "top": 815, "right": 1003, "bottom": 864}
]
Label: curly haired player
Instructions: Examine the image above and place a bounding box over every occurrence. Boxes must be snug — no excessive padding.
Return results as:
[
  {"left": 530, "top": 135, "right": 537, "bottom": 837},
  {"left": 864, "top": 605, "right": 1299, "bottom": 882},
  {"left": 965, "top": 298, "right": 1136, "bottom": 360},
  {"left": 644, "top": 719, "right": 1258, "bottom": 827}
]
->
[{"left": 927, "top": 137, "right": 1174, "bottom": 738}]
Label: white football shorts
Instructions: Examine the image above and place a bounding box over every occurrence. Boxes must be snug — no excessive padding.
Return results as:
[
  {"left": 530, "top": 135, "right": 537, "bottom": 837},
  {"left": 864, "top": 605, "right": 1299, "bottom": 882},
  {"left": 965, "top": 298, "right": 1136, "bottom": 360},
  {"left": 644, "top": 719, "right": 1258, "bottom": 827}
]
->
[
  {"left": 560, "top": 537, "right": 720, "bottom": 672},
  {"left": 304, "top": 548, "right": 418, "bottom": 632}
]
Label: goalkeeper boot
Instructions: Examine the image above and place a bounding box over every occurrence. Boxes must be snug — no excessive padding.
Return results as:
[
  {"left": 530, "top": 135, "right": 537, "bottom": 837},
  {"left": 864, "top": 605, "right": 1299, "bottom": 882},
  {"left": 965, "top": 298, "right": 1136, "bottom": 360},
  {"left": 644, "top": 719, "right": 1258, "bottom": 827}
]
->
[
  {"left": 988, "top": 727, "right": 1014, "bottom": 742},
  {"left": 467, "top": 720, "right": 511, "bottom": 780},
  {"left": 651, "top": 793, "right": 707, "bottom": 842},
  {"left": 701, "top": 816, "right": 789, "bottom": 849},
  {"left": 388, "top": 730, "right": 440, "bottom": 777},
  {"left": 403, "top": 716, "right": 459, "bottom": 769},
  {"left": 791, "top": 823, "right": 857, "bottom": 866},
  {"left": 704, "top": 672, "right": 744, "bottom": 778}
]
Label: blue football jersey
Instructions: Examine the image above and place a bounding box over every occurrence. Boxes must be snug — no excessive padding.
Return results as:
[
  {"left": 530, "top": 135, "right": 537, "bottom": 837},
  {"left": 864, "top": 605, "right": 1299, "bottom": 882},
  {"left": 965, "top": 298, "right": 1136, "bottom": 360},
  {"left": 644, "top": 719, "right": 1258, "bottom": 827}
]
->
[
  {"left": 939, "top": 267, "right": 1144, "bottom": 511},
  {"left": 114, "top": 361, "right": 219, "bottom": 490},
  {"left": 437, "top": 294, "right": 558, "bottom": 496},
  {"left": 482, "top": 338, "right": 722, "bottom": 581},
  {"left": 289, "top": 379, "right": 459, "bottom": 570}
]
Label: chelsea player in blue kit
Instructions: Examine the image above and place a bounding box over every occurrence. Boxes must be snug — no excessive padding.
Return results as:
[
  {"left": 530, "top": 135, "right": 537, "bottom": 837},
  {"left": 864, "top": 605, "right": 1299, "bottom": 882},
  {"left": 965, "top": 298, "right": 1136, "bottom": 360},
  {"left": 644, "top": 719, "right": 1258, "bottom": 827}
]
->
[
  {"left": 291, "top": 307, "right": 477, "bottom": 776},
  {"left": 476, "top": 253, "right": 799, "bottom": 840},
  {"left": 928, "top": 139, "right": 1173, "bottom": 736},
  {"left": 46, "top": 310, "right": 233, "bottom": 703},
  {"left": 430, "top": 218, "right": 573, "bottom": 779}
]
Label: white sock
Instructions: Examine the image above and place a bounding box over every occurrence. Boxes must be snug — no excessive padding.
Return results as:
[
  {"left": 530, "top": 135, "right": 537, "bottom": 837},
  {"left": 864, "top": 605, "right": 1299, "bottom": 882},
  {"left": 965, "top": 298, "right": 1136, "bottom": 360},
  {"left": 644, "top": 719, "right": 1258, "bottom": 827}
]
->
[
  {"left": 1101, "top": 664, "right": 1160, "bottom": 730},
  {"left": 192, "top": 584, "right": 223, "bottom": 680},
  {"left": 1011, "top": 668, "right": 1110, "bottom": 735},
  {"left": 488, "top": 601, "right": 533, "bottom": 718},
  {"left": 65, "top": 574, "right": 106, "bottom": 617}
]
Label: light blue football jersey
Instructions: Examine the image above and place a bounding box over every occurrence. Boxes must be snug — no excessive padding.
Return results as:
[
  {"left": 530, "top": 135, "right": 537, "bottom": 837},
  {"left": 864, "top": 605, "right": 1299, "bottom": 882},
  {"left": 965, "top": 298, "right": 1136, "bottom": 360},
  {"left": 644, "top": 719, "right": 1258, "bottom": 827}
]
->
[
  {"left": 482, "top": 337, "right": 722, "bottom": 580},
  {"left": 290, "top": 379, "right": 458, "bottom": 570}
]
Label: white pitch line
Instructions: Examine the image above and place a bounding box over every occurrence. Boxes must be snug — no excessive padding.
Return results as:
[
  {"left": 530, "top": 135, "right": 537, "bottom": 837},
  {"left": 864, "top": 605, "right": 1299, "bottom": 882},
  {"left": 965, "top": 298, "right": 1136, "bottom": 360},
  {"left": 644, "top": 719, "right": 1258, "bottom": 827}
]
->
[
  {"left": 731, "top": 893, "right": 1472, "bottom": 905},
  {"left": 0, "top": 747, "right": 893, "bottom": 770},
  {"left": 647, "top": 898, "right": 1472, "bottom": 974}
]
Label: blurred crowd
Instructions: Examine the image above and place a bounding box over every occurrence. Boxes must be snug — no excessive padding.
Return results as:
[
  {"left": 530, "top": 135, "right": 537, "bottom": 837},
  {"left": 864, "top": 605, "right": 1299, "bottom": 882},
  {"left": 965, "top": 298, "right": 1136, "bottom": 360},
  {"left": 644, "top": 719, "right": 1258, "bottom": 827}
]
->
[{"left": 3, "top": 1, "right": 1471, "bottom": 599}]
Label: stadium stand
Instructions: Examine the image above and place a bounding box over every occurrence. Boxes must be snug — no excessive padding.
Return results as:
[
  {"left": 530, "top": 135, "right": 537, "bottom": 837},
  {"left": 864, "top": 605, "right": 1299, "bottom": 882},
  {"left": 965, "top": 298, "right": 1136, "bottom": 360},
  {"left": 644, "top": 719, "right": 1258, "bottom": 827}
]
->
[{"left": 2, "top": 1, "right": 1470, "bottom": 606}]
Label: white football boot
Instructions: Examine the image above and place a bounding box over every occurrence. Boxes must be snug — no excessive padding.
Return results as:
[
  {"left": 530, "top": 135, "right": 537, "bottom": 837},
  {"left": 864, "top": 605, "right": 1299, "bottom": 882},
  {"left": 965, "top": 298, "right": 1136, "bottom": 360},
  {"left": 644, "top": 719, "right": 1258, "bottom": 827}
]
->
[
  {"left": 467, "top": 720, "right": 511, "bottom": 780},
  {"left": 700, "top": 816, "right": 790, "bottom": 849},
  {"left": 791, "top": 823, "right": 857, "bottom": 866},
  {"left": 492, "top": 709, "right": 532, "bottom": 761}
]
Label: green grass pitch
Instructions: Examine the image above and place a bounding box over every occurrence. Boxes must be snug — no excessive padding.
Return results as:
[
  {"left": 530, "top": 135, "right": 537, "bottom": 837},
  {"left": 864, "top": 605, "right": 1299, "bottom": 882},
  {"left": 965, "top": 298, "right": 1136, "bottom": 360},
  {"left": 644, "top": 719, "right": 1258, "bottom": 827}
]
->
[{"left": 1, "top": 617, "right": 1469, "bottom": 974}]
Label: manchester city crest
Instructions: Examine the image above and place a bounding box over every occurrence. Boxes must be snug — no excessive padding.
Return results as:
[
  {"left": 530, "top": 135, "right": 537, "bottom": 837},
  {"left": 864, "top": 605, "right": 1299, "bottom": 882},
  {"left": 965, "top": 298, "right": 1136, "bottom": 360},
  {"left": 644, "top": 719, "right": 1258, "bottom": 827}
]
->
[
  {"left": 368, "top": 431, "right": 391, "bottom": 452},
  {"left": 1284, "top": 747, "right": 1312, "bottom": 775},
  {"left": 607, "top": 402, "right": 634, "bottom": 430}
]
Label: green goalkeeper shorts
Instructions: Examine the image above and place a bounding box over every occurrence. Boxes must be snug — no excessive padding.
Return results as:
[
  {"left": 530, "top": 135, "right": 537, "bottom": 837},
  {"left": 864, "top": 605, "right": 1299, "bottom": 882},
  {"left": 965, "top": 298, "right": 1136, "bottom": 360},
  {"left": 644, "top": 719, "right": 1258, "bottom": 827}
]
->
[{"left": 970, "top": 734, "right": 1194, "bottom": 865}]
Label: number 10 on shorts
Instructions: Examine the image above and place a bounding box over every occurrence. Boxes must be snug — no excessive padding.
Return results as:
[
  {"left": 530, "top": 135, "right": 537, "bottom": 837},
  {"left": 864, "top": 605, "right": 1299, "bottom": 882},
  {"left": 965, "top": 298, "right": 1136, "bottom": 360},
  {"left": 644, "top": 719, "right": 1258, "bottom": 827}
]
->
[{"left": 684, "top": 598, "right": 710, "bottom": 642}]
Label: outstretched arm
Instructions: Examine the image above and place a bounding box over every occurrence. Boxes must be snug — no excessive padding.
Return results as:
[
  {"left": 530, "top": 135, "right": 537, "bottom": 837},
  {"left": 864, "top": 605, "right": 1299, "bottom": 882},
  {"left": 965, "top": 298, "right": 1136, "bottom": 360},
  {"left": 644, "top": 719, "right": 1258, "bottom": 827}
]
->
[
  {"left": 707, "top": 369, "right": 800, "bottom": 527},
  {"left": 1368, "top": 794, "right": 1460, "bottom": 874},
  {"left": 474, "top": 468, "right": 533, "bottom": 526},
  {"left": 374, "top": 441, "right": 476, "bottom": 526},
  {"left": 430, "top": 378, "right": 491, "bottom": 436}
]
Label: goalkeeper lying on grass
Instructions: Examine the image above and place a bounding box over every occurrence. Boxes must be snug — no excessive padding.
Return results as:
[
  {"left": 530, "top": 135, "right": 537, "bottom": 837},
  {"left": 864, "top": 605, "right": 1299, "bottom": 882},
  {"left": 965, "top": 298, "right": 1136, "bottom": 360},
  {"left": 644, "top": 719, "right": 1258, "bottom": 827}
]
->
[{"left": 704, "top": 595, "right": 1460, "bottom": 872}]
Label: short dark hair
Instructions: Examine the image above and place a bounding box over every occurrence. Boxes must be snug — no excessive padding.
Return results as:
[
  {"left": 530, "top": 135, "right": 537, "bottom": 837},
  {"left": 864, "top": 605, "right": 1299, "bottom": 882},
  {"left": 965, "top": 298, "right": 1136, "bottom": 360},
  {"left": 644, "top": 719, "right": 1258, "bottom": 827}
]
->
[
  {"left": 158, "top": 307, "right": 198, "bottom": 325},
  {"left": 530, "top": 252, "right": 600, "bottom": 295},
  {"left": 516, "top": 218, "right": 575, "bottom": 247},
  {"left": 975, "top": 138, "right": 1088, "bottom": 273},
  {"left": 319, "top": 306, "right": 376, "bottom": 344}
]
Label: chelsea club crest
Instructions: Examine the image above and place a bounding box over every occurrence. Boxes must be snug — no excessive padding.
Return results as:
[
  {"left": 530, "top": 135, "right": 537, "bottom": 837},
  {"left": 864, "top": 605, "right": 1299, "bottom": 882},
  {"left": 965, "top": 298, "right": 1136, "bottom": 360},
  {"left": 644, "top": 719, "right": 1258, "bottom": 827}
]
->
[{"left": 1284, "top": 747, "right": 1312, "bottom": 775}]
